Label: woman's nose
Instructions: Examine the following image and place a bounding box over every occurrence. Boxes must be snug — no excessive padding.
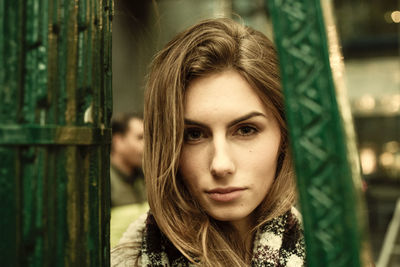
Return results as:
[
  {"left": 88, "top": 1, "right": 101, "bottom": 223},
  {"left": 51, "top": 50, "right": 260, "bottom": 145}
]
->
[{"left": 210, "top": 138, "right": 235, "bottom": 178}]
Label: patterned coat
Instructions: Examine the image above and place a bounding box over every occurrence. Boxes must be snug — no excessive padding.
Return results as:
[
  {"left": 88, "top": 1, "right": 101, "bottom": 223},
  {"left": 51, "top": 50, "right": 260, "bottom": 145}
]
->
[{"left": 111, "top": 207, "right": 306, "bottom": 266}]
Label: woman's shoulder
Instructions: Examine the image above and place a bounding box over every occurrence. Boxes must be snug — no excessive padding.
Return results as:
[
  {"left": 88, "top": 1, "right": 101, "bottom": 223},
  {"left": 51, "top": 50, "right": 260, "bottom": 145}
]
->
[
  {"left": 252, "top": 206, "right": 306, "bottom": 266},
  {"left": 110, "top": 212, "right": 148, "bottom": 267},
  {"left": 279, "top": 207, "right": 305, "bottom": 265},
  {"left": 290, "top": 206, "right": 302, "bottom": 223}
]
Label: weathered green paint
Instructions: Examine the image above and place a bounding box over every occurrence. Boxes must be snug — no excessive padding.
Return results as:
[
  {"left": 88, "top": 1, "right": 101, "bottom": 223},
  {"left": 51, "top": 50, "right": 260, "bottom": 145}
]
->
[
  {"left": 0, "top": 0, "right": 112, "bottom": 266},
  {"left": 267, "top": 0, "right": 364, "bottom": 266},
  {"left": 0, "top": 125, "right": 111, "bottom": 145}
]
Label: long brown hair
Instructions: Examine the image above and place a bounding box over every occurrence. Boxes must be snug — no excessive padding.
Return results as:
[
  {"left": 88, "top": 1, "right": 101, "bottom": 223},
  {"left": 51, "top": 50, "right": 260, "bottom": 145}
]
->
[{"left": 143, "top": 18, "right": 295, "bottom": 266}]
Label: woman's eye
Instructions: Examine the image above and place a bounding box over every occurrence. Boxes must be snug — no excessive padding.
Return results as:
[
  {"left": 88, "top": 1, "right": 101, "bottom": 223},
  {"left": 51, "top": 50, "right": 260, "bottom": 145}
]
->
[
  {"left": 184, "top": 128, "right": 205, "bottom": 142},
  {"left": 236, "top": 125, "right": 257, "bottom": 136}
]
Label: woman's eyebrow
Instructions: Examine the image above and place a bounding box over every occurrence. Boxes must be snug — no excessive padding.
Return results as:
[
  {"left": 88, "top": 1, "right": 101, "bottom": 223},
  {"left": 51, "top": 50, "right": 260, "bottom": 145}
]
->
[
  {"left": 183, "top": 118, "right": 205, "bottom": 127},
  {"left": 227, "top": 111, "right": 266, "bottom": 128},
  {"left": 184, "top": 111, "right": 266, "bottom": 128}
]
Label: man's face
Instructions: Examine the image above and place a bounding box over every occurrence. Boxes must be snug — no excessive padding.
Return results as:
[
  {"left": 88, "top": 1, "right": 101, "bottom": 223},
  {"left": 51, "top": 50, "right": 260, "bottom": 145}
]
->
[{"left": 115, "top": 118, "right": 144, "bottom": 168}]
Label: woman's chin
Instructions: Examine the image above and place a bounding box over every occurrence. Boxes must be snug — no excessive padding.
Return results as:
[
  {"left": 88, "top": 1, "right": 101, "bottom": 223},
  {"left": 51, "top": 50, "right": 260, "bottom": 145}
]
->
[{"left": 207, "top": 210, "right": 252, "bottom": 223}]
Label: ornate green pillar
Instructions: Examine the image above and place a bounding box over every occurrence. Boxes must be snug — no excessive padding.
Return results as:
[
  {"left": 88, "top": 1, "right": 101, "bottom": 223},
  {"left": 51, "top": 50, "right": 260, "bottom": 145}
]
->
[
  {"left": 267, "top": 0, "right": 370, "bottom": 266},
  {"left": 0, "top": 0, "right": 112, "bottom": 266}
]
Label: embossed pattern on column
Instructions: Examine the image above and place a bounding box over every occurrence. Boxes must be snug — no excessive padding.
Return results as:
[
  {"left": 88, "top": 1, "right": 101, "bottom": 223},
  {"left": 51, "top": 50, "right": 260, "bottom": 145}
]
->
[{"left": 267, "top": 0, "right": 363, "bottom": 266}]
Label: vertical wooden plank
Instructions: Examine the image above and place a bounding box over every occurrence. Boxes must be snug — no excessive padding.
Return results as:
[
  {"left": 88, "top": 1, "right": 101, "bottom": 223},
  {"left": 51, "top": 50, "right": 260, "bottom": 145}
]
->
[
  {"left": 56, "top": 148, "right": 68, "bottom": 267},
  {"left": 0, "top": 148, "right": 18, "bottom": 266},
  {"left": 1, "top": 1, "right": 21, "bottom": 123},
  {"left": 91, "top": 0, "right": 100, "bottom": 126},
  {"left": 89, "top": 147, "right": 101, "bottom": 266},
  {"left": 77, "top": 0, "right": 91, "bottom": 126},
  {"left": 0, "top": 2, "right": 23, "bottom": 266},
  {"left": 57, "top": 0, "right": 68, "bottom": 126},
  {"left": 103, "top": 0, "right": 113, "bottom": 128},
  {"left": 0, "top": 2, "right": 3, "bottom": 91},
  {"left": 45, "top": 147, "right": 57, "bottom": 266},
  {"left": 101, "top": 1, "right": 112, "bottom": 265},
  {"left": 21, "top": 0, "right": 49, "bottom": 263},
  {"left": 21, "top": 147, "right": 40, "bottom": 265}
]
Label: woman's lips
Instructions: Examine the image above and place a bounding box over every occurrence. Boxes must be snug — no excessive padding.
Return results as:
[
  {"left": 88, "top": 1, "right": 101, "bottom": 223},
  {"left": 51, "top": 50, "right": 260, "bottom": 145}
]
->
[{"left": 206, "top": 187, "right": 246, "bottom": 202}]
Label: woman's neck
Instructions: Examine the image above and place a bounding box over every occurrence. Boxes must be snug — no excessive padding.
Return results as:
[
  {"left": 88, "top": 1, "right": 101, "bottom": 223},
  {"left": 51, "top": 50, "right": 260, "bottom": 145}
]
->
[{"left": 230, "top": 215, "right": 256, "bottom": 258}]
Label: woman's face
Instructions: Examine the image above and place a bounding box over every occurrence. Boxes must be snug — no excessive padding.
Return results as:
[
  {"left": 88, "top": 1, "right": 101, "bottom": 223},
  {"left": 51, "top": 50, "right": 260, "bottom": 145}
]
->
[{"left": 179, "top": 70, "right": 281, "bottom": 227}]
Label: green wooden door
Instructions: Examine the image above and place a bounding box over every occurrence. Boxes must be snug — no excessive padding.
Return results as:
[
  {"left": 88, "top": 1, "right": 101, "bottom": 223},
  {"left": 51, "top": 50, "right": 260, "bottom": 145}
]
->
[{"left": 0, "top": 0, "right": 112, "bottom": 266}]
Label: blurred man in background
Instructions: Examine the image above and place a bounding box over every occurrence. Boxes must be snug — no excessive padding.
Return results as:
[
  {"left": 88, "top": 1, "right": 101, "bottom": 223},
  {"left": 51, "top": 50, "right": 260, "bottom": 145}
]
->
[{"left": 110, "top": 112, "right": 146, "bottom": 207}]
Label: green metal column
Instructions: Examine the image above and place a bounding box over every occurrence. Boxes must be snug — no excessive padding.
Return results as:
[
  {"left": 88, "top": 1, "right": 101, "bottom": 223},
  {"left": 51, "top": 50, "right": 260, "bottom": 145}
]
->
[
  {"left": 0, "top": 0, "right": 112, "bottom": 266},
  {"left": 267, "top": 0, "right": 369, "bottom": 266}
]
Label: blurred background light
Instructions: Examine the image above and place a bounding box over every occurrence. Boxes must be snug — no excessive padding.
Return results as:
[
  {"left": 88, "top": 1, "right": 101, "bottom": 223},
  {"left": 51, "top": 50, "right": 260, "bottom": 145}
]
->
[
  {"left": 380, "top": 94, "right": 400, "bottom": 114},
  {"left": 384, "top": 12, "right": 393, "bottom": 23},
  {"left": 355, "top": 94, "right": 376, "bottom": 111},
  {"left": 391, "top": 10, "right": 400, "bottom": 23},
  {"left": 380, "top": 141, "right": 400, "bottom": 178},
  {"left": 380, "top": 152, "right": 395, "bottom": 168},
  {"left": 360, "top": 146, "right": 378, "bottom": 175},
  {"left": 383, "top": 141, "right": 400, "bottom": 153}
]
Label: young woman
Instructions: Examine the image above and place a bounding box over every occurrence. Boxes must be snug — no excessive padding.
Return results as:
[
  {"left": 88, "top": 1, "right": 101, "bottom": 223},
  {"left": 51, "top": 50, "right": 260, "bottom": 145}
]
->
[{"left": 111, "top": 18, "right": 305, "bottom": 266}]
